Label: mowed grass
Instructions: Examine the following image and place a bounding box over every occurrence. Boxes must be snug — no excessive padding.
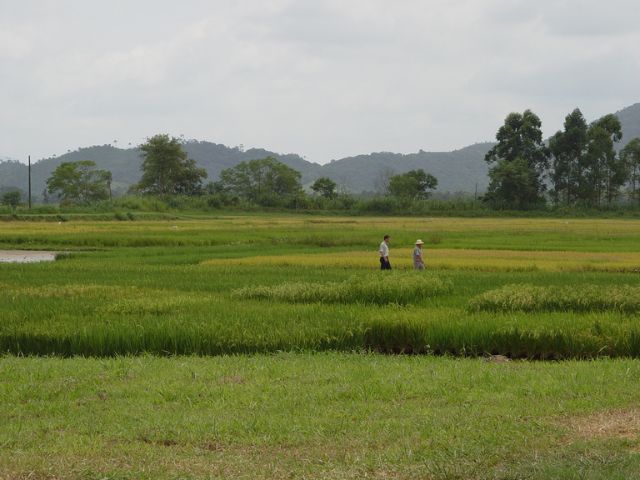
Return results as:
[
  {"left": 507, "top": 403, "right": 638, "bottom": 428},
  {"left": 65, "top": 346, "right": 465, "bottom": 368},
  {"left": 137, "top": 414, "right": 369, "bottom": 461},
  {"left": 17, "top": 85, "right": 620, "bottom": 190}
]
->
[
  {"left": 2, "top": 215, "right": 640, "bottom": 358},
  {"left": 2, "top": 354, "right": 640, "bottom": 480}
]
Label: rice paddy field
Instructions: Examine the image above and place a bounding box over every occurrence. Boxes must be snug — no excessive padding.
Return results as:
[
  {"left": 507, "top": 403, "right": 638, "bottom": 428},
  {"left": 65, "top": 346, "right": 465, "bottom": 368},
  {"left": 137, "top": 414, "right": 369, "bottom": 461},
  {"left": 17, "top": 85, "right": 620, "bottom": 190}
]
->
[{"left": 2, "top": 215, "right": 640, "bottom": 479}]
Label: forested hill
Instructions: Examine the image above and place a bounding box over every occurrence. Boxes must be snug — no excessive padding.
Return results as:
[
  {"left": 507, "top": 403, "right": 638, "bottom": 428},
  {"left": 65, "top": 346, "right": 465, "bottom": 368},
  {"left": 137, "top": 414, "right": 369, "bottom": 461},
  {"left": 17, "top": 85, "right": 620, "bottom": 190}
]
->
[
  {"left": 2, "top": 103, "right": 640, "bottom": 197},
  {"left": 0, "top": 144, "right": 323, "bottom": 198},
  {"left": 0, "top": 141, "right": 491, "bottom": 197}
]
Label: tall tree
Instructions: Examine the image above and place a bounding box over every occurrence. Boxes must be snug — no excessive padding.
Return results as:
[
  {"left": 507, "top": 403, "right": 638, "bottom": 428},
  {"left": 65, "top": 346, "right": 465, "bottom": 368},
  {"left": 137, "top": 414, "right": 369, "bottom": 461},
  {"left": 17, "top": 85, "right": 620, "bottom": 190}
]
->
[
  {"left": 549, "top": 109, "right": 588, "bottom": 205},
  {"left": 621, "top": 138, "right": 640, "bottom": 204},
  {"left": 582, "top": 115, "right": 623, "bottom": 206},
  {"left": 216, "top": 157, "right": 302, "bottom": 205},
  {"left": 46, "top": 161, "right": 112, "bottom": 204},
  {"left": 137, "top": 134, "right": 207, "bottom": 195},
  {"left": 387, "top": 169, "right": 438, "bottom": 200},
  {"left": 484, "top": 110, "right": 549, "bottom": 209},
  {"left": 310, "top": 177, "right": 338, "bottom": 199}
]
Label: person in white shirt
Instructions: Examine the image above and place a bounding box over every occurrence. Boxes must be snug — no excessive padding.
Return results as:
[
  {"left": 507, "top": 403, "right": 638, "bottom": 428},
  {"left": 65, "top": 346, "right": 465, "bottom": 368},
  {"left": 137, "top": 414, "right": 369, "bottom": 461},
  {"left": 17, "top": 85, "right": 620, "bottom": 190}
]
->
[
  {"left": 413, "top": 239, "right": 425, "bottom": 270},
  {"left": 379, "top": 235, "right": 391, "bottom": 270}
]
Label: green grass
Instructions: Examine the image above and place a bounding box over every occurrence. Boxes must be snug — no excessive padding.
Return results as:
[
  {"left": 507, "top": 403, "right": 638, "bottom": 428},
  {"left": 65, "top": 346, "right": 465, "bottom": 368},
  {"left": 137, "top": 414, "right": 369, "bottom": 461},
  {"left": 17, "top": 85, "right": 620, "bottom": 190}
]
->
[
  {"left": 231, "top": 273, "right": 453, "bottom": 305},
  {"left": 1, "top": 354, "right": 640, "bottom": 479},
  {"left": 2, "top": 215, "right": 640, "bottom": 358},
  {"left": 470, "top": 284, "right": 640, "bottom": 313},
  {"left": 3, "top": 214, "right": 640, "bottom": 477}
]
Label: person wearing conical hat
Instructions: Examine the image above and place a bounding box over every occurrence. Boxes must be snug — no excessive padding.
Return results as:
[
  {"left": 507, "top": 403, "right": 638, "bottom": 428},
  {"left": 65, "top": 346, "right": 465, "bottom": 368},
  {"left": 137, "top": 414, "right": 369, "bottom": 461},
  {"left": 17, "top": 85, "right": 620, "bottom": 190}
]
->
[{"left": 413, "top": 239, "right": 425, "bottom": 270}]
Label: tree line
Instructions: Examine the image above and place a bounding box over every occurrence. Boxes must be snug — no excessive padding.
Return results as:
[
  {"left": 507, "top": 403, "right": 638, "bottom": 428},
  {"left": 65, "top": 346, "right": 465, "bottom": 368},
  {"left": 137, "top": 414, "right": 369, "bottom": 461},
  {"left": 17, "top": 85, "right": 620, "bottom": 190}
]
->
[
  {"left": 37, "top": 134, "right": 439, "bottom": 209},
  {"left": 485, "top": 108, "right": 640, "bottom": 209},
  {"left": 6, "top": 110, "right": 640, "bottom": 214}
]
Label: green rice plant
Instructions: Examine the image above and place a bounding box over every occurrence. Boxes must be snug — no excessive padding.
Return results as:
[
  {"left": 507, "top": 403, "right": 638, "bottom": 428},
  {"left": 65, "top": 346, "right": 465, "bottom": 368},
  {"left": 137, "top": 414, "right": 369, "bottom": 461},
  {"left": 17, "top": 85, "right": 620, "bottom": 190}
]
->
[
  {"left": 2, "top": 284, "right": 132, "bottom": 300},
  {"left": 98, "top": 294, "right": 209, "bottom": 316},
  {"left": 232, "top": 273, "right": 453, "bottom": 305},
  {"left": 469, "top": 283, "right": 640, "bottom": 313}
]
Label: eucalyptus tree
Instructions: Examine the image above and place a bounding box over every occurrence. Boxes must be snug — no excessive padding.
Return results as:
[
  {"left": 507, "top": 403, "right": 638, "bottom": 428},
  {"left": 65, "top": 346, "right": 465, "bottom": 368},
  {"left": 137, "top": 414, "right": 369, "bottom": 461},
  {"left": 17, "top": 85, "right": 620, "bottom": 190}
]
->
[
  {"left": 484, "top": 110, "right": 549, "bottom": 209},
  {"left": 549, "top": 109, "right": 588, "bottom": 205},
  {"left": 621, "top": 138, "right": 640, "bottom": 204}
]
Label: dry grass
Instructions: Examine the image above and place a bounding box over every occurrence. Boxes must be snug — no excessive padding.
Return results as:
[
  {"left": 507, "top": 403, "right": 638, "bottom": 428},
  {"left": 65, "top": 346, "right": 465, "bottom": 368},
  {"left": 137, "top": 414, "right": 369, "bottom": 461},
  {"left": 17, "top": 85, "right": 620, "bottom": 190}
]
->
[{"left": 562, "top": 408, "right": 640, "bottom": 441}]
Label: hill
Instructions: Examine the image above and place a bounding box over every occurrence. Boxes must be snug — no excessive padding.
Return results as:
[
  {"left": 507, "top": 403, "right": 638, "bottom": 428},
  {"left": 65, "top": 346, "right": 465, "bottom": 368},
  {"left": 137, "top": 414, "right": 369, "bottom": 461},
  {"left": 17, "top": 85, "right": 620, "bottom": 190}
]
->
[
  {"left": 614, "top": 103, "right": 640, "bottom": 148},
  {"left": 2, "top": 103, "right": 639, "bottom": 197}
]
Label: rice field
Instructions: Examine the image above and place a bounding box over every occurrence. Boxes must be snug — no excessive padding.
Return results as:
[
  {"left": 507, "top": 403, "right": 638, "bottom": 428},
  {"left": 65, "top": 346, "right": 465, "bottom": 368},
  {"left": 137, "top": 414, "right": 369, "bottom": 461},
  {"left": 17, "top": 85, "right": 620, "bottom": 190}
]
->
[
  {"left": 2, "top": 214, "right": 640, "bottom": 478},
  {"left": 2, "top": 215, "right": 640, "bottom": 358}
]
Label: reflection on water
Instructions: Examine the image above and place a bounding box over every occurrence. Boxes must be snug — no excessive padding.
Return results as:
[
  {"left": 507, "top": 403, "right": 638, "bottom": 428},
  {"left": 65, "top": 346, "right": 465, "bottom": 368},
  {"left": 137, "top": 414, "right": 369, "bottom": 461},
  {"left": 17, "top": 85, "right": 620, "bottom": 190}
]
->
[{"left": 0, "top": 250, "right": 57, "bottom": 263}]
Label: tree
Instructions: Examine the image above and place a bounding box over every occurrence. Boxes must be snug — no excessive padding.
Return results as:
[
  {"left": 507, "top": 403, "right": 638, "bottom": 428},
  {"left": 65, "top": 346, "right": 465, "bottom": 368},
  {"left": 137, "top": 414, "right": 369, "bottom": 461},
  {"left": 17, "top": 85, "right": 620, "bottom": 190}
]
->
[
  {"left": 484, "top": 110, "right": 549, "bottom": 209},
  {"left": 216, "top": 157, "right": 302, "bottom": 205},
  {"left": 387, "top": 169, "right": 438, "bottom": 200},
  {"left": 621, "top": 138, "right": 640, "bottom": 204},
  {"left": 137, "top": 134, "right": 207, "bottom": 195},
  {"left": 310, "top": 177, "right": 337, "bottom": 199},
  {"left": 1, "top": 190, "right": 21, "bottom": 213},
  {"left": 549, "top": 109, "right": 588, "bottom": 205},
  {"left": 582, "top": 114, "right": 624, "bottom": 206},
  {"left": 485, "top": 158, "right": 543, "bottom": 209},
  {"left": 46, "top": 161, "right": 112, "bottom": 204}
]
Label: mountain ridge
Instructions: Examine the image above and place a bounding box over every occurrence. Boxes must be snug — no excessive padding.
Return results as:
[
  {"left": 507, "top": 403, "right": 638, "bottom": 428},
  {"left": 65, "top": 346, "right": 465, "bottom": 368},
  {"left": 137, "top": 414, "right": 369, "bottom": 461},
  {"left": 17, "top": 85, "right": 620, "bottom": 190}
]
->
[{"left": 2, "top": 103, "right": 639, "bottom": 198}]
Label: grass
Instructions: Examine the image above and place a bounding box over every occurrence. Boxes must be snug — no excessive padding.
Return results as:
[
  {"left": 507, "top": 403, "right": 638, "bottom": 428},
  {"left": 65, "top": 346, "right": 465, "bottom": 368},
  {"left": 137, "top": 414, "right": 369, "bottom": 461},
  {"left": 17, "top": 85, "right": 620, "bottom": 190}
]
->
[
  {"left": 2, "top": 354, "right": 640, "bottom": 479},
  {"left": 2, "top": 215, "right": 640, "bottom": 358},
  {"left": 470, "top": 284, "right": 640, "bottom": 313},
  {"left": 232, "top": 273, "right": 453, "bottom": 305},
  {"left": 4, "top": 216, "right": 640, "bottom": 251},
  {"left": 3, "top": 214, "right": 640, "bottom": 476},
  {"left": 206, "top": 248, "right": 640, "bottom": 272}
]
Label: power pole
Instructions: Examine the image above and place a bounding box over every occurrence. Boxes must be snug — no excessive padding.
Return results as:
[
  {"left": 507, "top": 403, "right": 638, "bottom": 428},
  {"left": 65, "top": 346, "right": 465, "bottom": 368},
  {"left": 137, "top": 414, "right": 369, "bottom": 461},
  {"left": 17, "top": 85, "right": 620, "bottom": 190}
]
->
[{"left": 28, "top": 155, "right": 32, "bottom": 209}]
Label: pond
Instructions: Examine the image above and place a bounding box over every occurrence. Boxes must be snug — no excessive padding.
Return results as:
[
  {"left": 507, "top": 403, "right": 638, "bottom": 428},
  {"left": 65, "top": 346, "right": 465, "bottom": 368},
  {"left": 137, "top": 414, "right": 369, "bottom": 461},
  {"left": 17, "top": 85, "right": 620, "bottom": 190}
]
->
[{"left": 0, "top": 250, "right": 58, "bottom": 263}]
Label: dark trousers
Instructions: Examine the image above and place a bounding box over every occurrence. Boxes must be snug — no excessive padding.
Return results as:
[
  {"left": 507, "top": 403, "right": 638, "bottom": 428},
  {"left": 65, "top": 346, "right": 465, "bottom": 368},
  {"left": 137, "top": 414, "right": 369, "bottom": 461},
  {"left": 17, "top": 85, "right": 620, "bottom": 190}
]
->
[{"left": 380, "top": 257, "right": 391, "bottom": 270}]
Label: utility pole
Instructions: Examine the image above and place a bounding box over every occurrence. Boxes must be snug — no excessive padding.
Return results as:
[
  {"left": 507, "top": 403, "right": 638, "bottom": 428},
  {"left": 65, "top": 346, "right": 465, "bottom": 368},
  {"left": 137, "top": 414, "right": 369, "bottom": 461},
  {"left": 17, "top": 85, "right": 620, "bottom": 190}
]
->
[{"left": 28, "top": 155, "right": 32, "bottom": 209}]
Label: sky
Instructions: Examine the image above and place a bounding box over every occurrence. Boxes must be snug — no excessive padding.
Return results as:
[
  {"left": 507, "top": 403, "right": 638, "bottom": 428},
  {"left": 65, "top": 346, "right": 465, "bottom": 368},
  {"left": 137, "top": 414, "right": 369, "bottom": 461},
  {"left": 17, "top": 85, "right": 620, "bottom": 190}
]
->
[{"left": 1, "top": 0, "right": 639, "bottom": 164}]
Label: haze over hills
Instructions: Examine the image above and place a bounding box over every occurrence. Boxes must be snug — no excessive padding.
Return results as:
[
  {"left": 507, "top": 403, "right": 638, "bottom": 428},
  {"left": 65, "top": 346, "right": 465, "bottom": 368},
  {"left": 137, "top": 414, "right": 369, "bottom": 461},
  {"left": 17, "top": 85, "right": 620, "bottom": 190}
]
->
[{"left": 2, "top": 103, "right": 640, "bottom": 198}]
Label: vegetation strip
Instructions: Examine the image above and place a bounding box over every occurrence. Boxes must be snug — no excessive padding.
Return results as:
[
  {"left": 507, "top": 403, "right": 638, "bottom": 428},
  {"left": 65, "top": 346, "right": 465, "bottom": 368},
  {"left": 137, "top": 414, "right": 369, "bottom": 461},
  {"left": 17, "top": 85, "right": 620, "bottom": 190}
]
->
[
  {"left": 232, "top": 274, "right": 452, "bottom": 305},
  {"left": 470, "top": 283, "right": 640, "bottom": 313}
]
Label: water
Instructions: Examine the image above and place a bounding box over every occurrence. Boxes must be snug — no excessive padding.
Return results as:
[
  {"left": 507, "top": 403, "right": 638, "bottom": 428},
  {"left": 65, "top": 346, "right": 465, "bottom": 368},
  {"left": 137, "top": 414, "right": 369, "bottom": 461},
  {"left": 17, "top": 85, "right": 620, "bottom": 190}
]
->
[{"left": 0, "top": 250, "right": 57, "bottom": 263}]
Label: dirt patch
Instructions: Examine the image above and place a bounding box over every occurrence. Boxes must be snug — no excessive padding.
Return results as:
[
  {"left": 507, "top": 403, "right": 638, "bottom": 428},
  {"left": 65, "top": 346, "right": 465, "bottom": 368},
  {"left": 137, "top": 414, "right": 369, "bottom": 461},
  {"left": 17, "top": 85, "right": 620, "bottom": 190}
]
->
[
  {"left": 484, "top": 355, "right": 511, "bottom": 364},
  {"left": 563, "top": 408, "right": 640, "bottom": 441},
  {"left": 0, "top": 250, "right": 57, "bottom": 263}
]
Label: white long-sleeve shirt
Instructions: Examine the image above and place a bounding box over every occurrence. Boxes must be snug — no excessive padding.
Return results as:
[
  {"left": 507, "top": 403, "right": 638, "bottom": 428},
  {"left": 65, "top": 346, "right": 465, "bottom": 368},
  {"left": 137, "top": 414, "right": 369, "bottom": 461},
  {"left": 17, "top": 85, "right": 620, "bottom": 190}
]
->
[{"left": 379, "top": 241, "right": 389, "bottom": 258}]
